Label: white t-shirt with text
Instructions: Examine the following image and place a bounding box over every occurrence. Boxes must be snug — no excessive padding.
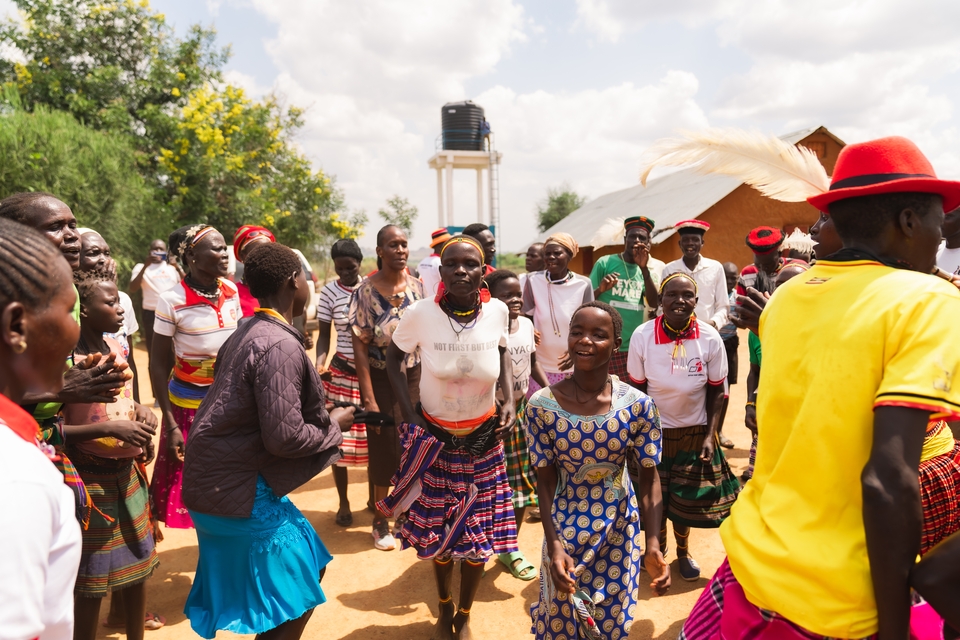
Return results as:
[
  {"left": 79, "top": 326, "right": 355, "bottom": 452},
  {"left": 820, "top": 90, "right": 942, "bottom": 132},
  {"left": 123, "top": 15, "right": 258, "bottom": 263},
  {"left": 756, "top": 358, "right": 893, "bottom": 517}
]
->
[
  {"left": 498, "top": 315, "right": 536, "bottom": 403},
  {"left": 392, "top": 298, "right": 509, "bottom": 423},
  {"left": 627, "top": 317, "right": 727, "bottom": 429}
]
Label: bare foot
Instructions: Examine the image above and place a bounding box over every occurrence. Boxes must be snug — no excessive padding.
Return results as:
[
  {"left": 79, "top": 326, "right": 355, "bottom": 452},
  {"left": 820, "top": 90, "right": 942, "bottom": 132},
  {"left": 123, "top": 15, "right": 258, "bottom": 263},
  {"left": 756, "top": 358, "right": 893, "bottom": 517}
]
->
[
  {"left": 453, "top": 611, "right": 472, "bottom": 640},
  {"left": 430, "top": 601, "right": 455, "bottom": 640}
]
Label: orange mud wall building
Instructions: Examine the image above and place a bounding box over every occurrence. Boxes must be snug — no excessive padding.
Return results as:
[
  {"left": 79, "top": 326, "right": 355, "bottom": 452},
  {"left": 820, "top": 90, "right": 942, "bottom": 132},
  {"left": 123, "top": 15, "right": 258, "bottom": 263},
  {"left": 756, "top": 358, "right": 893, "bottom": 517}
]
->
[{"left": 569, "top": 128, "right": 845, "bottom": 275}]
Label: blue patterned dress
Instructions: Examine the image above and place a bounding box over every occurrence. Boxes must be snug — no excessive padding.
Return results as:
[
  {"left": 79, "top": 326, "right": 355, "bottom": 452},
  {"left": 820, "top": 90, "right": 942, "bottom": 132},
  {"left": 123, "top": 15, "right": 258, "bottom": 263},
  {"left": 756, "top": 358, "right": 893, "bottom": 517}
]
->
[{"left": 526, "top": 377, "right": 662, "bottom": 640}]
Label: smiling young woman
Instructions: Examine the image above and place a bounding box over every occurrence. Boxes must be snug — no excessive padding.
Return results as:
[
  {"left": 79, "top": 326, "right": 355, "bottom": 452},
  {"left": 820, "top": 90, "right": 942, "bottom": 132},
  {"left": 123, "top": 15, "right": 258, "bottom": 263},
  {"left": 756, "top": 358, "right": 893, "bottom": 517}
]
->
[{"left": 526, "top": 301, "right": 669, "bottom": 640}]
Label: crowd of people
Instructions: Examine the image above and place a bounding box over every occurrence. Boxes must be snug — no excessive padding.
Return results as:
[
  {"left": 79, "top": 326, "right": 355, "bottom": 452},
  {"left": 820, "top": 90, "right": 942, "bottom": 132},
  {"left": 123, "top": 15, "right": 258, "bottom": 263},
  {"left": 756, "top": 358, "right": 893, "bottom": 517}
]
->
[{"left": 3, "top": 133, "right": 960, "bottom": 640}]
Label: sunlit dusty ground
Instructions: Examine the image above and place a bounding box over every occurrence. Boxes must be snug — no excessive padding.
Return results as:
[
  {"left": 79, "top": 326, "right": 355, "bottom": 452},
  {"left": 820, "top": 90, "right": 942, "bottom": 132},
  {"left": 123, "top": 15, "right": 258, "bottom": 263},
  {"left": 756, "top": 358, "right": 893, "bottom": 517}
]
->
[{"left": 99, "top": 335, "right": 753, "bottom": 639}]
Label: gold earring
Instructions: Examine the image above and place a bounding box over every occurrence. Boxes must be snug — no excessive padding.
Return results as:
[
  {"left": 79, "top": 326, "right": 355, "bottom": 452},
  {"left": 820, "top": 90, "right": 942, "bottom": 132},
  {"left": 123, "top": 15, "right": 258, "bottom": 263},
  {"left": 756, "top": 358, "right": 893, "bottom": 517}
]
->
[{"left": 12, "top": 340, "right": 26, "bottom": 354}]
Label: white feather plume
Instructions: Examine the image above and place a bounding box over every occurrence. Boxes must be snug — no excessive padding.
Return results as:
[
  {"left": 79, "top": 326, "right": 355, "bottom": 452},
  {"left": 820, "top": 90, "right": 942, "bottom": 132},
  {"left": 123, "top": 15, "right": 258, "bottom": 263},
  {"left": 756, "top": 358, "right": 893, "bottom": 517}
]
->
[
  {"left": 590, "top": 217, "right": 627, "bottom": 248},
  {"left": 639, "top": 128, "right": 830, "bottom": 202}
]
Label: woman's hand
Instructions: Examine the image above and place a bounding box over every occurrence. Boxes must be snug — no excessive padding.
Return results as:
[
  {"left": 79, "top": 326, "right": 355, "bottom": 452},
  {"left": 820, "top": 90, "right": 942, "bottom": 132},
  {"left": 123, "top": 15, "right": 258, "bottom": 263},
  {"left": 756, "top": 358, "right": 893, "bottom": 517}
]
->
[
  {"left": 700, "top": 433, "right": 715, "bottom": 464},
  {"left": 330, "top": 405, "right": 356, "bottom": 431},
  {"left": 558, "top": 351, "right": 574, "bottom": 371},
  {"left": 547, "top": 540, "right": 577, "bottom": 595},
  {"left": 162, "top": 410, "right": 185, "bottom": 461},
  {"left": 166, "top": 426, "right": 185, "bottom": 462},
  {"left": 109, "top": 420, "right": 156, "bottom": 448},
  {"left": 533, "top": 329, "right": 542, "bottom": 348},
  {"left": 133, "top": 403, "right": 158, "bottom": 429},
  {"left": 496, "top": 403, "right": 517, "bottom": 440},
  {"left": 744, "top": 404, "right": 757, "bottom": 434},
  {"left": 645, "top": 548, "right": 671, "bottom": 595},
  {"left": 363, "top": 398, "right": 382, "bottom": 434},
  {"left": 138, "top": 439, "right": 156, "bottom": 465}
]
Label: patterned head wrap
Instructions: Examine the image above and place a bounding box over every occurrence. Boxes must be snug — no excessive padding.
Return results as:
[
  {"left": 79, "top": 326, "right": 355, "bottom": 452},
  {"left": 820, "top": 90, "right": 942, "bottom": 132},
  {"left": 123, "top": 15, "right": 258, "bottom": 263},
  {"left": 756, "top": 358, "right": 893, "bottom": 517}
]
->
[{"left": 544, "top": 232, "right": 579, "bottom": 258}]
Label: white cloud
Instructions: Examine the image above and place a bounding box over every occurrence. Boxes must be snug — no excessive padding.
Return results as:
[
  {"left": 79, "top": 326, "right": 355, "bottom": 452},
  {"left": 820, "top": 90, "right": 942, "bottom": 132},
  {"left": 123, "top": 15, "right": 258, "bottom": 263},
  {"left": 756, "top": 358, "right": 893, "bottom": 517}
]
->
[
  {"left": 218, "top": 0, "right": 960, "bottom": 252},
  {"left": 573, "top": 0, "right": 733, "bottom": 43},
  {"left": 474, "top": 71, "right": 710, "bottom": 240}
]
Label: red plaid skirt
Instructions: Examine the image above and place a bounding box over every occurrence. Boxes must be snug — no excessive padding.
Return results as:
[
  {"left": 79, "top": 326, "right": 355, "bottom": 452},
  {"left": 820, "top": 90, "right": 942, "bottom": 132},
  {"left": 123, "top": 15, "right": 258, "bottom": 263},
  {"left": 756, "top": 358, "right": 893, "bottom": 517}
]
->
[{"left": 919, "top": 440, "right": 960, "bottom": 556}]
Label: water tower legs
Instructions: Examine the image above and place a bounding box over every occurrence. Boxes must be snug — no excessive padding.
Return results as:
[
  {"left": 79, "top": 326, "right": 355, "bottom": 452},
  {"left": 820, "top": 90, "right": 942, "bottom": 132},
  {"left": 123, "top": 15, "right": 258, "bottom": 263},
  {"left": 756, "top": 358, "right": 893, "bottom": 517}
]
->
[
  {"left": 445, "top": 154, "right": 455, "bottom": 226},
  {"left": 476, "top": 169, "right": 484, "bottom": 224},
  {"left": 436, "top": 168, "right": 444, "bottom": 226}
]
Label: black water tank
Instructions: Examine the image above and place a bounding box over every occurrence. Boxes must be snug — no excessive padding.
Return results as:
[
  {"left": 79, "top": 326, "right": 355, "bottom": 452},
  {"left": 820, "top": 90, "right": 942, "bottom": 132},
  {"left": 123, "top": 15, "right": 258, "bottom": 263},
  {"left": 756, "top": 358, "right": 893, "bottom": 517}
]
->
[{"left": 441, "top": 101, "right": 485, "bottom": 151}]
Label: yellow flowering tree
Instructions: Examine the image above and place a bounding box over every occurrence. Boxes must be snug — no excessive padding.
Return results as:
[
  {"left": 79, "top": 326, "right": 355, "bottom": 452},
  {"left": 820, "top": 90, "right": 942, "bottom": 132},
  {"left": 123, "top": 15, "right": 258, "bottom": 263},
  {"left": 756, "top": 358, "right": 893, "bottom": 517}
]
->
[
  {"left": 158, "top": 83, "right": 362, "bottom": 251},
  {"left": 1, "top": 0, "right": 360, "bottom": 259}
]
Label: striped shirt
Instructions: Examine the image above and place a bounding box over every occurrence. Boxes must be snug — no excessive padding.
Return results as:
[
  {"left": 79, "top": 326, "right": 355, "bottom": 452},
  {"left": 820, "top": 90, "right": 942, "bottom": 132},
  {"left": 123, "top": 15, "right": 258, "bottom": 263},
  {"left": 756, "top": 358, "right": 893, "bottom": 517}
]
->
[
  {"left": 317, "top": 279, "right": 361, "bottom": 357},
  {"left": 154, "top": 279, "right": 241, "bottom": 389}
]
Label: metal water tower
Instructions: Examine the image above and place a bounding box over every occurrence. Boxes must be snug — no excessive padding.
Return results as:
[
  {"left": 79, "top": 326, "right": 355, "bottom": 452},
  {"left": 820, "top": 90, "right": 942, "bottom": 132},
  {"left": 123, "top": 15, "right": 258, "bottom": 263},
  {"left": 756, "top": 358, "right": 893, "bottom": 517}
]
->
[{"left": 428, "top": 101, "right": 503, "bottom": 242}]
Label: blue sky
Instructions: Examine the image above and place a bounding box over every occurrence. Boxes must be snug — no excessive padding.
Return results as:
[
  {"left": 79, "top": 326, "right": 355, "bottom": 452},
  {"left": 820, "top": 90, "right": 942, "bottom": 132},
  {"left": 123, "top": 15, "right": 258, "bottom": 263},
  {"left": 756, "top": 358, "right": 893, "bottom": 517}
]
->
[{"left": 111, "top": 1, "right": 960, "bottom": 249}]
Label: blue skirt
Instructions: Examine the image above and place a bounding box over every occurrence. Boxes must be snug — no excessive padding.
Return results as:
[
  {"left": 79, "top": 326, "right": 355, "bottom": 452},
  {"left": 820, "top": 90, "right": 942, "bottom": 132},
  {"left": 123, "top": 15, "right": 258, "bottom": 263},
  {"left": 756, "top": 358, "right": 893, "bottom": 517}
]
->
[{"left": 185, "top": 476, "right": 332, "bottom": 639}]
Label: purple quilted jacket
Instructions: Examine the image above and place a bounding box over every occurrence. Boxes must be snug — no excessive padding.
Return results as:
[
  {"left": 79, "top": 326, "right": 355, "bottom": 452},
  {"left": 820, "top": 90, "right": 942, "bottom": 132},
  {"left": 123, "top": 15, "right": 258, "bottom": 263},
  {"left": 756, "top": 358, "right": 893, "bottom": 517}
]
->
[{"left": 182, "top": 313, "right": 342, "bottom": 517}]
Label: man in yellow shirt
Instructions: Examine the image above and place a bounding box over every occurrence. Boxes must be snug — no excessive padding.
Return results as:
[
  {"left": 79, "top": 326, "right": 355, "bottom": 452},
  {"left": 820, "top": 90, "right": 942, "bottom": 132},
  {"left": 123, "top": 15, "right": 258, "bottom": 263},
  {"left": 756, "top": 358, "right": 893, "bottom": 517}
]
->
[{"left": 681, "top": 136, "right": 960, "bottom": 640}]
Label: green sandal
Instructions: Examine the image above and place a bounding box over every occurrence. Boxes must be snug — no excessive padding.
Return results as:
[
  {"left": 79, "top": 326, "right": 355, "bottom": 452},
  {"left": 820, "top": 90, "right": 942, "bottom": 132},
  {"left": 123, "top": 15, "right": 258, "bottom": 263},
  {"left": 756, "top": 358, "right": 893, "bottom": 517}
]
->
[{"left": 498, "top": 551, "right": 537, "bottom": 581}]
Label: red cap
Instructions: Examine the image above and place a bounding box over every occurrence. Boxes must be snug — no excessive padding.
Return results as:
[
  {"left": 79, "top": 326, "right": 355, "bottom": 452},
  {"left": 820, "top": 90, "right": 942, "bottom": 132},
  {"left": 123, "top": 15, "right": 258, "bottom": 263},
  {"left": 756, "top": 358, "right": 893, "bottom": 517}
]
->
[
  {"left": 745, "top": 227, "right": 784, "bottom": 254},
  {"left": 675, "top": 219, "right": 710, "bottom": 235}
]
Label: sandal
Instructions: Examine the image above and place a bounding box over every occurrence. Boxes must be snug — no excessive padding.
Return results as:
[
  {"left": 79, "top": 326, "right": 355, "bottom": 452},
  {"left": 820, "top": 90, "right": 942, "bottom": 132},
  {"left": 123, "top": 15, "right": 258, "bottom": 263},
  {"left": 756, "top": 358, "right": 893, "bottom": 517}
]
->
[
  {"left": 718, "top": 433, "right": 735, "bottom": 449},
  {"left": 145, "top": 613, "right": 166, "bottom": 631},
  {"left": 498, "top": 551, "right": 537, "bottom": 581},
  {"left": 103, "top": 613, "right": 166, "bottom": 630}
]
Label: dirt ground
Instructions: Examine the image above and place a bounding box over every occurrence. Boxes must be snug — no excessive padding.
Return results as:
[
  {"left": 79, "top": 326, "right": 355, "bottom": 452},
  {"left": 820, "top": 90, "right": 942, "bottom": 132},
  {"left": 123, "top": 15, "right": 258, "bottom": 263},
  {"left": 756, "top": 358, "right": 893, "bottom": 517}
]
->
[{"left": 100, "top": 335, "right": 753, "bottom": 640}]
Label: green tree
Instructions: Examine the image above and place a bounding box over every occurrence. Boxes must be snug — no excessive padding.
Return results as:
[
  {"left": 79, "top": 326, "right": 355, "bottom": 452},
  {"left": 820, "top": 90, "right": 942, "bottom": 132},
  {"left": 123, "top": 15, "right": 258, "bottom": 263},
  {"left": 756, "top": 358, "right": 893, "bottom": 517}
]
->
[
  {"left": 157, "top": 84, "right": 362, "bottom": 255},
  {"left": 536, "top": 184, "right": 586, "bottom": 233},
  {"left": 0, "top": 103, "right": 160, "bottom": 275},
  {"left": 377, "top": 195, "right": 418, "bottom": 236},
  {"left": 0, "top": 0, "right": 227, "bottom": 166},
  {"left": 0, "top": 0, "right": 357, "bottom": 263}
]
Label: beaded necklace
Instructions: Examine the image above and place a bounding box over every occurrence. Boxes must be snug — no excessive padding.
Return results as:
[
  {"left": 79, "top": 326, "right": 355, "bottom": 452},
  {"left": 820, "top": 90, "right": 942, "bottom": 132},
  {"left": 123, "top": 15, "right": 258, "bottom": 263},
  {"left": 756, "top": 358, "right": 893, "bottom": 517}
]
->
[
  {"left": 185, "top": 275, "right": 221, "bottom": 301},
  {"left": 662, "top": 315, "right": 697, "bottom": 374},
  {"left": 545, "top": 270, "right": 574, "bottom": 337}
]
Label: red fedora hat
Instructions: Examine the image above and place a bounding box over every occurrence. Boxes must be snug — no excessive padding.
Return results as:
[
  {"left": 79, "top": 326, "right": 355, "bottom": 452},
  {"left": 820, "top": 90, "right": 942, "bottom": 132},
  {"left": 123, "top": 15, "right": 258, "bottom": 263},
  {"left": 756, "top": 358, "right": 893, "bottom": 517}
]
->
[{"left": 808, "top": 136, "right": 960, "bottom": 212}]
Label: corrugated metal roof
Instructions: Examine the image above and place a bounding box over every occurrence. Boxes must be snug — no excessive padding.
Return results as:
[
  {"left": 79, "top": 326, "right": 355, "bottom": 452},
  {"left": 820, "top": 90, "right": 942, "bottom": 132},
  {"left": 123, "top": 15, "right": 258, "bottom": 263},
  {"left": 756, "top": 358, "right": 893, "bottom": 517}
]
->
[{"left": 536, "top": 126, "right": 832, "bottom": 249}]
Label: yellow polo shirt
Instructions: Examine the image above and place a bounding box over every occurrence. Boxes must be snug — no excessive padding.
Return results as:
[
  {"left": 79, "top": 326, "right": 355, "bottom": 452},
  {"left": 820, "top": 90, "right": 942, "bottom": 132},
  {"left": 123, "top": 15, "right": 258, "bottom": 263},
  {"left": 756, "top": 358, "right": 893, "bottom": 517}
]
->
[{"left": 721, "top": 259, "right": 960, "bottom": 639}]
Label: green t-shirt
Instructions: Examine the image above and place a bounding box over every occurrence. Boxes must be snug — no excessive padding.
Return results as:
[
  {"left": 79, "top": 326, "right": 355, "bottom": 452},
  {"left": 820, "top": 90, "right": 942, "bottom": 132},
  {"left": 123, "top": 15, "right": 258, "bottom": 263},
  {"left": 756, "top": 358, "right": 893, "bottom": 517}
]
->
[
  {"left": 589, "top": 254, "right": 662, "bottom": 350},
  {"left": 748, "top": 331, "right": 762, "bottom": 366}
]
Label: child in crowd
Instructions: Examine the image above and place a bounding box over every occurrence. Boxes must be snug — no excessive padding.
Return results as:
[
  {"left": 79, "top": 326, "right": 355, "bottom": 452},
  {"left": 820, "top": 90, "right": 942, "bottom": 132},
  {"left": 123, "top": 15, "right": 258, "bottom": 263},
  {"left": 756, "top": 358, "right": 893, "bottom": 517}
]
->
[
  {"left": 62, "top": 268, "right": 160, "bottom": 640},
  {"left": 487, "top": 269, "right": 548, "bottom": 581}
]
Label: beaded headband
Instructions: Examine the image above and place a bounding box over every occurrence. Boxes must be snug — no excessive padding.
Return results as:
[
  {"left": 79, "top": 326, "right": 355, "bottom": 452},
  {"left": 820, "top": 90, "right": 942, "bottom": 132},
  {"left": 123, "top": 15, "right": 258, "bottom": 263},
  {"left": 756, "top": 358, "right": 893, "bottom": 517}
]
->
[
  {"left": 659, "top": 272, "right": 699, "bottom": 295},
  {"left": 439, "top": 235, "right": 484, "bottom": 260}
]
